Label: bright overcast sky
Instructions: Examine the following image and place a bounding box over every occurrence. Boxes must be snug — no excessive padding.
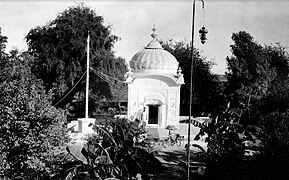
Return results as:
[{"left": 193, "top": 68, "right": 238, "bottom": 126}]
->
[{"left": 1, "top": 0, "right": 289, "bottom": 74}]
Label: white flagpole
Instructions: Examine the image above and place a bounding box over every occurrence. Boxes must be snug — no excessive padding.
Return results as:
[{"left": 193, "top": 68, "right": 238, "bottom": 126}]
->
[{"left": 85, "top": 31, "right": 90, "bottom": 119}]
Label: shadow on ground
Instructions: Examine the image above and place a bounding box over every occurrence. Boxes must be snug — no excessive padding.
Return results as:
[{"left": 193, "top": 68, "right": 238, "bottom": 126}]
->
[
  {"left": 148, "top": 144, "right": 207, "bottom": 180},
  {"left": 156, "top": 149, "right": 186, "bottom": 164}
]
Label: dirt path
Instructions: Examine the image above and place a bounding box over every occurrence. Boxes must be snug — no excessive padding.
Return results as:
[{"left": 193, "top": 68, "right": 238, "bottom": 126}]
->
[
  {"left": 148, "top": 143, "right": 188, "bottom": 180},
  {"left": 148, "top": 141, "right": 206, "bottom": 180}
]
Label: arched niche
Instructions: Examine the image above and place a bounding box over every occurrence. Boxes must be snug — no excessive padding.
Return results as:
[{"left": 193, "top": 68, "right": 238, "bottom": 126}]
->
[{"left": 143, "top": 96, "right": 166, "bottom": 127}]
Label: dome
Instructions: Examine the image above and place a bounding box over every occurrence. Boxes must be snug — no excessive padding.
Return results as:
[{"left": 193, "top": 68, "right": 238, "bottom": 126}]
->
[{"left": 129, "top": 27, "right": 179, "bottom": 73}]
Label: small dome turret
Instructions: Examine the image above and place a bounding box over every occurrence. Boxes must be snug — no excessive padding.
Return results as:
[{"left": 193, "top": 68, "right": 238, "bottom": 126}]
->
[{"left": 129, "top": 26, "right": 179, "bottom": 74}]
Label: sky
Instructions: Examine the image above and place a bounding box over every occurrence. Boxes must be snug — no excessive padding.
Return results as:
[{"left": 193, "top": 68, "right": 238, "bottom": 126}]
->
[{"left": 1, "top": 0, "right": 289, "bottom": 74}]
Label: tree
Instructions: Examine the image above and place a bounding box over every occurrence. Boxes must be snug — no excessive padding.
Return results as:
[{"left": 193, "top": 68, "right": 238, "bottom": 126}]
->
[
  {"left": 254, "top": 43, "right": 289, "bottom": 114},
  {"left": 226, "top": 31, "right": 276, "bottom": 109},
  {"left": 225, "top": 31, "right": 289, "bottom": 178},
  {"left": 263, "top": 43, "right": 289, "bottom": 80},
  {"left": 26, "top": 4, "right": 127, "bottom": 115},
  {"left": 0, "top": 27, "right": 7, "bottom": 57},
  {"left": 0, "top": 27, "right": 8, "bottom": 82},
  {"left": 226, "top": 31, "right": 289, "bottom": 123},
  {"left": 0, "top": 51, "right": 69, "bottom": 179},
  {"left": 161, "top": 40, "right": 224, "bottom": 116}
]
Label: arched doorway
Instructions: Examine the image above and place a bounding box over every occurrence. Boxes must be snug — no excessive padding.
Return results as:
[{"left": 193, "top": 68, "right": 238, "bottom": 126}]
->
[
  {"left": 143, "top": 99, "right": 163, "bottom": 126},
  {"left": 148, "top": 105, "right": 159, "bottom": 124}
]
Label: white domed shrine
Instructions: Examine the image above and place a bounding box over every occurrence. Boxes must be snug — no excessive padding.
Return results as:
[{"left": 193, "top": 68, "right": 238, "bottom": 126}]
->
[
  {"left": 129, "top": 39, "right": 179, "bottom": 73},
  {"left": 125, "top": 26, "right": 184, "bottom": 128}
]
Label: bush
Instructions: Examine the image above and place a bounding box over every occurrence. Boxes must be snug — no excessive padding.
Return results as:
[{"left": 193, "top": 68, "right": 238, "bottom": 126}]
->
[{"left": 0, "top": 54, "right": 70, "bottom": 179}]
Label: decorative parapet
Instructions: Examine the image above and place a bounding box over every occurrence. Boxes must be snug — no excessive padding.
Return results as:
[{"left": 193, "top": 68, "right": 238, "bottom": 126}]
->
[
  {"left": 175, "top": 67, "right": 184, "bottom": 84},
  {"left": 124, "top": 70, "right": 134, "bottom": 84}
]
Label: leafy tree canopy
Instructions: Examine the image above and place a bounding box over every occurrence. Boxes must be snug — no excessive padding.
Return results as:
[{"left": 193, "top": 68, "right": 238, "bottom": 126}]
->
[
  {"left": 0, "top": 27, "right": 7, "bottom": 58},
  {"left": 26, "top": 4, "right": 127, "bottom": 116},
  {"left": 226, "top": 31, "right": 289, "bottom": 129},
  {"left": 0, "top": 51, "right": 69, "bottom": 179},
  {"left": 226, "top": 31, "right": 289, "bottom": 110},
  {"left": 161, "top": 40, "right": 224, "bottom": 116},
  {"left": 0, "top": 28, "right": 8, "bottom": 81},
  {"left": 263, "top": 43, "right": 289, "bottom": 79}
]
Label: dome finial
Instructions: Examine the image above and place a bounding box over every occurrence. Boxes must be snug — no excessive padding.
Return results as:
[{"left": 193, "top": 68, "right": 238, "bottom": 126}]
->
[{"left": 151, "top": 24, "right": 158, "bottom": 40}]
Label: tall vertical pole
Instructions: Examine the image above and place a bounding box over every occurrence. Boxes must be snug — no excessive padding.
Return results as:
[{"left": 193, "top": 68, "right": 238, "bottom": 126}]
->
[
  {"left": 85, "top": 31, "right": 90, "bottom": 119},
  {"left": 187, "top": 1, "right": 196, "bottom": 179},
  {"left": 187, "top": 1, "right": 205, "bottom": 179}
]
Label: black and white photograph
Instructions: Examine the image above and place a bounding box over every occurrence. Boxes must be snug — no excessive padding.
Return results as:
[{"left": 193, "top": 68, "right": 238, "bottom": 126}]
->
[{"left": 1, "top": 0, "right": 289, "bottom": 179}]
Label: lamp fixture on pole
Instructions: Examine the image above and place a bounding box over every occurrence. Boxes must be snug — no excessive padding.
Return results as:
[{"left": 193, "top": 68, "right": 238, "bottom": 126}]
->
[
  {"left": 187, "top": 0, "right": 207, "bottom": 179},
  {"left": 199, "top": 26, "right": 208, "bottom": 44}
]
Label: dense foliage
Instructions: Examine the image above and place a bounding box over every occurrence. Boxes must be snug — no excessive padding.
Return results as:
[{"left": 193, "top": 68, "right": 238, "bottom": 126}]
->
[
  {"left": 63, "top": 116, "right": 162, "bottom": 180},
  {"left": 182, "top": 31, "right": 289, "bottom": 179},
  {"left": 226, "top": 31, "right": 272, "bottom": 108},
  {"left": 26, "top": 4, "right": 127, "bottom": 116},
  {"left": 0, "top": 49, "right": 70, "bottom": 179},
  {"left": 220, "top": 31, "right": 289, "bottom": 178},
  {"left": 226, "top": 31, "right": 289, "bottom": 123},
  {"left": 191, "top": 103, "right": 264, "bottom": 179},
  {"left": 0, "top": 28, "right": 8, "bottom": 81},
  {"left": 161, "top": 40, "right": 225, "bottom": 116},
  {"left": 0, "top": 28, "right": 7, "bottom": 58}
]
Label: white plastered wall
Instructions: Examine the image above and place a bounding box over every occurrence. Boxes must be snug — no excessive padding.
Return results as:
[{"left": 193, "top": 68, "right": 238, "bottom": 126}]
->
[{"left": 127, "top": 76, "right": 181, "bottom": 127}]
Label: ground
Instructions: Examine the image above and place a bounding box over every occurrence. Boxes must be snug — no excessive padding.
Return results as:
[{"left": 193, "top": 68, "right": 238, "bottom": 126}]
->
[
  {"left": 68, "top": 122, "right": 207, "bottom": 180},
  {"left": 152, "top": 143, "right": 187, "bottom": 179},
  {"left": 147, "top": 138, "right": 206, "bottom": 180}
]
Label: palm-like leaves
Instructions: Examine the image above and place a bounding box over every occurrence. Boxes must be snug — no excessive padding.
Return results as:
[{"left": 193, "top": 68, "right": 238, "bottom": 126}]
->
[
  {"left": 93, "top": 125, "right": 117, "bottom": 147},
  {"left": 64, "top": 117, "right": 160, "bottom": 180}
]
